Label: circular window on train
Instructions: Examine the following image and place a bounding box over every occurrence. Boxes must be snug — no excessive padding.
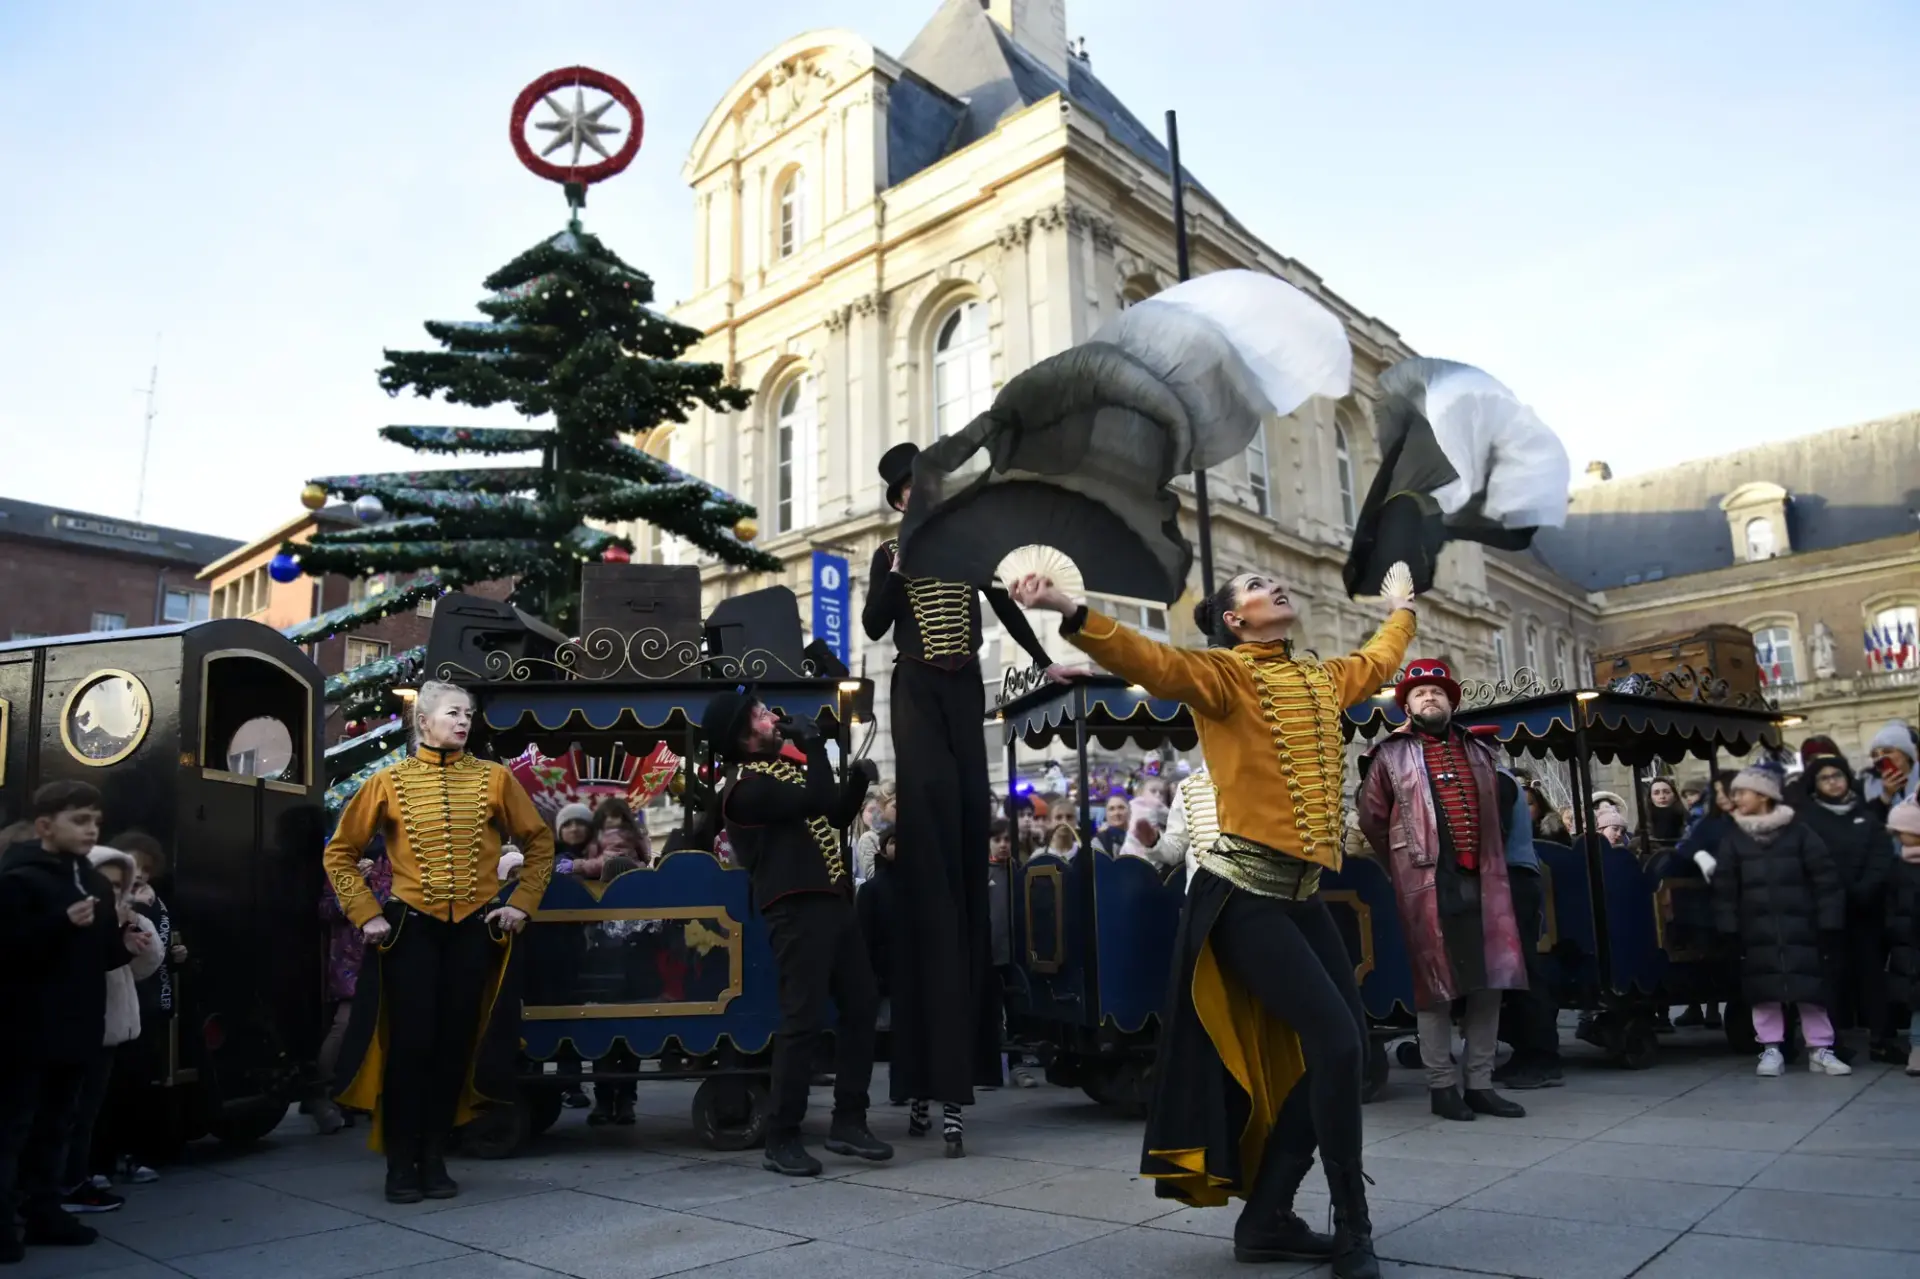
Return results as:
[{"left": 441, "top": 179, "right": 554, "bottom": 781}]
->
[
  {"left": 62, "top": 670, "right": 152, "bottom": 767},
  {"left": 225, "top": 716, "right": 295, "bottom": 781}
]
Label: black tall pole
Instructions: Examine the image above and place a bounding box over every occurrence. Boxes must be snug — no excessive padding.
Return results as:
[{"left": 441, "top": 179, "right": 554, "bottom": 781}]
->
[{"left": 1165, "top": 110, "right": 1215, "bottom": 596}]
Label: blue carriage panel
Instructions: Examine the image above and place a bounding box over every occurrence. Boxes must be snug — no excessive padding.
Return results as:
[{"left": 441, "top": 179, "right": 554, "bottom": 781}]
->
[
  {"left": 518, "top": 851, "right": 779, "bottom": 1063},
  {"left": 1600, "top": 843, "right": 1666, "bottom": 995},
  {"left": 1322, "top": 856, "right": 1415, "bottom": 1021},
  {"left": 1533, "top": 839, "right": 1601, "bottom": 998},
  {"left": 481, "top": 685, "right": 848, "bottom": 737},
  {"left": 1014, "top": 853, "right": 1092, "bottom": 1028},
  {"left": 1092, "top": 853, "right": 1184, "bottom": 1033}
]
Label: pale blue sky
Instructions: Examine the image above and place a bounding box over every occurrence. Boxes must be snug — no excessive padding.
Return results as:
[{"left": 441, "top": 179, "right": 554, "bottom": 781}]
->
[{"left": 1, "top": 1, "right": 1914, "bottom": 542}]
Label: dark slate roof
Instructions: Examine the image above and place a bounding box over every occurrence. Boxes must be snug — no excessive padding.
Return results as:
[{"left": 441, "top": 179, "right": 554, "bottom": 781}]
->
[
  {"left": 0, "top": 495, "right": 241, "bottom": 568},
  {"left": 1530, "top": 412, "right": 1920, "bottom": 591},
  {"left": 886, "top": 72, "right": 967, "bottom": 187},
  {"left": 893, "top": 0, "right": 1214, "bottom": 201}
]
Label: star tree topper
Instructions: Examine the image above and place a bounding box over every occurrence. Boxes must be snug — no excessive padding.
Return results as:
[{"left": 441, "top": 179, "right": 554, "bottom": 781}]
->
[{"left": 510, "top": 66, "right": 645, "bottom": 211}]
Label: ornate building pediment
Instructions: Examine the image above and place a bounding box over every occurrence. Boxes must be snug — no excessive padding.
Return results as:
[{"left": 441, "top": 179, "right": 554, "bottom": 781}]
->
[{"left": 683, "top": 31, "right": 882, "bottom": 181}]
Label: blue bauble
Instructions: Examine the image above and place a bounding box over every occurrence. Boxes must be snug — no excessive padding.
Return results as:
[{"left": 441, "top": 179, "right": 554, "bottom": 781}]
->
[
  {"left": 268, "top": 553, "right": 303, "bottom": 583},
  {"left": 353, "top": 494, "right": 385, "bottom": 523}
]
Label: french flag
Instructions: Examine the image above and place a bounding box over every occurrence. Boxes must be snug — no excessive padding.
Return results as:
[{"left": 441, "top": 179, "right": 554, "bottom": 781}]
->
[{"left": 1900, "top": 623, "right": 1918, "bottom": 670}]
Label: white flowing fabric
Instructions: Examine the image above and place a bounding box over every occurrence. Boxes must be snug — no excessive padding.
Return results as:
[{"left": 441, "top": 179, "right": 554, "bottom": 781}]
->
[
  {"left": 1100, "top": 269, "right": 1355, "bottom": 468},
  {"left": 1392, "top": 360, "right": 1572, "bottom": 531}
]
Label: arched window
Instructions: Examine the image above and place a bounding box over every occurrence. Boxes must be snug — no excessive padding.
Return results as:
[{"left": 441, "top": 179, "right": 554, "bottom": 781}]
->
[
  {"left": 1752, "top": 623, "right": 1797, "bottom": 686},
  {"left": 1334, "top": 425, "right": 1357, "bottom": 530},
  {"left": 1744, "top": 516, "right": 1775, "bottom": 561},
  {"left": 1493, "top": 630, "right": 1510, "bottom": 679},
  {"left": 774, "top": 374, "right": 817, "bottom": 533},
  {"left": 1554, "top": 636, "right": 1571, "bottom": 685},
  {"left": 1245, "top": 423, "right": 1271, "bottom": 516},
  {"left": 777, "top": 169, "right": 807, "bottom": 260},
  {"left": 933, "top": 300, "right": 992, "bottom": 435},
  {"left": 1870, "top": 603, "right": 1919, "bottom": 671},
  {"left": 1523, "top": 622, "right": 1540, "bottom": 673}
]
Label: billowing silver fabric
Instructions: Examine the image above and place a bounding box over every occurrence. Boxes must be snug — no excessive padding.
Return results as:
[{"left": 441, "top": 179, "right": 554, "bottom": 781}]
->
[{"left": 898, "top": 270, "right": 1351, "bottom": 603}]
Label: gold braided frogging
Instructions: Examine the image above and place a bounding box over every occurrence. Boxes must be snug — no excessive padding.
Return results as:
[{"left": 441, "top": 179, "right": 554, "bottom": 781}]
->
[
  {"left": 742, "top": 759, "right": 848, "bottom": 883},
  {"left": 1231, "top": 651, "right": 1346, "bottom": 863},
  {"left": 888, "top": 540, "right": 973, "bottom": 659},
  {"left": 391, "top": 754, "right": 491, "bottom": 907}
]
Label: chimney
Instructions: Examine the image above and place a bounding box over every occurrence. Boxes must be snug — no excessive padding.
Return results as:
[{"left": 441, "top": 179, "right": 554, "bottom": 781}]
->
[{"left": 984, "top": 0, "right": 1071, "bottom": 81}]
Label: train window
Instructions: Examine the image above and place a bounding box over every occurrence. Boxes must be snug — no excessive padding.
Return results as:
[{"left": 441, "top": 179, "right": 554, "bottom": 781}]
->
[
  {"left": 201, "top": 652, "right": 311, "bottom": 787},
  {"left": 224, "top": 715, "right": 295, "bottom": 780},
  {"left": 61, "top": 670, "right": 152, "bottom": 766}
]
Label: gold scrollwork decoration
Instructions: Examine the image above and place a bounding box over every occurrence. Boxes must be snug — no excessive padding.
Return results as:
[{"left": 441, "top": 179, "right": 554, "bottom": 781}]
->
[
  {"left": 429, "top": 627, "right": 822, "bottom": 685},
  {"left": 1459, "top": 667, "right": 1565, "bottom": 709}
]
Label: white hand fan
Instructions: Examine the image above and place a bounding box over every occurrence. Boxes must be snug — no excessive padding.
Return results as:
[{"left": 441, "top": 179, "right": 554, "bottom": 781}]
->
[{"left": 996, "top": 544, "right": 1085, "bottom": 599}]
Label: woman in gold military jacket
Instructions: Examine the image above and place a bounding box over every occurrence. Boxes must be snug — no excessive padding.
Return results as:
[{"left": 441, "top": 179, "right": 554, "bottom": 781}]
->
[
  {"left": 1012, "top": 567, "right": 1416, "bottom": 1279},
  {"left": 323, "top": 680, "right": 554, "bottom": 1205}
]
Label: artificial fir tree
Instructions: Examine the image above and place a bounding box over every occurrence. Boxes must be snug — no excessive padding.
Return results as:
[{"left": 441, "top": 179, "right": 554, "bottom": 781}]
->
[{"left": 285, "top": 219, "right": 775, "bottom": 805}]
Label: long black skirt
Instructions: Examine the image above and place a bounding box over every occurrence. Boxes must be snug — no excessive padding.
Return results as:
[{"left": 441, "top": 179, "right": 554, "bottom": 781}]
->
[
  {"left": 886, "top": 659, "right": 999, "bottom": 1104},
  {"left": 1140, "top": 870, "right": 1314, "bottom": 1208}
]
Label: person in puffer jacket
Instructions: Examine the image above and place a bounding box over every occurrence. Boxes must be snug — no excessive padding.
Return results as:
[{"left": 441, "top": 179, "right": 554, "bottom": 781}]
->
[
  {"left": 63, "top": 848, "right": 161, "bottom": 1202},
  {"left": 1711, "top": 767, "right": 1848, "bottom": 1078},
  {"left": 1797, "top": 754, "right": 1897, "bottom": 1060},
  {"left": 1883, "top": 800, "right": 1920, "bottom": 1076}
]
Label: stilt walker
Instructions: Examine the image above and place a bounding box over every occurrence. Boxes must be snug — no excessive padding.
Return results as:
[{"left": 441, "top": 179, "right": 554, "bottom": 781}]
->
[{"left": 864, "top": 444, "right": 1067, "bottom": 1155}]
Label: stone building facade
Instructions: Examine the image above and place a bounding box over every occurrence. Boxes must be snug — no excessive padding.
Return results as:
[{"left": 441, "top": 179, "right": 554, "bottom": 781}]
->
[{"left": 646, "top": 0, "right": 1512, "bottom": 777}]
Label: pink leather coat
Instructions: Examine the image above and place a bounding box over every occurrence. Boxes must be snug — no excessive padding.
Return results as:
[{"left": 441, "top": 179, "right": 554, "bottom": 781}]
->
[{"left": 1358, "top": 727, "right": 1528, "bottom": 1010}]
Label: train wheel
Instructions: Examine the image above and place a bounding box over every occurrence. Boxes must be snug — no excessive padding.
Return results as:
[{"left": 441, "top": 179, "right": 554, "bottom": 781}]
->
[
  {"left": 461, "top": 1097, "right": 529, "bottom": 1160},
  {"left": 1362, "top": 1040, "right": 1391, "bottom": 1103},
  {"left": 208, "top": 1098, "right": 291, "bottom": 1147},
  {"left": 1395, "top": 1039, "right": 1423, "bottom": 1069},
  {"left": 526, "top": 1084, "right": 565, "bottom": 1137},
  {"left": 693, "top": 1077, "right": 768, "bottom": 1151}
]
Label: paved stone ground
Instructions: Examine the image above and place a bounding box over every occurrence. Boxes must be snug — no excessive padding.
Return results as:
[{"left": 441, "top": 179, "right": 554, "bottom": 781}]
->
[{"left": 29, "top": 1033, "right": 1920, "bottom": 1279}]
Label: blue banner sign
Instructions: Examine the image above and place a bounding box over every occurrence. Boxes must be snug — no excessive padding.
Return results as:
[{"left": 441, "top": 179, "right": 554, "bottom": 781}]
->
[{"left": 811, "top": 550, "right": 850, "bottom": 665}]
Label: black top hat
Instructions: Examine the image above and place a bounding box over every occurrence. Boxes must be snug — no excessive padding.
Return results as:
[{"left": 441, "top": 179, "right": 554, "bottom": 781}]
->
[
  {"left": 699, "top": 688, "right": 759, "bottom": 761},
  {"left": 878, "top": 442, "right": 919, "bottom": 510}
]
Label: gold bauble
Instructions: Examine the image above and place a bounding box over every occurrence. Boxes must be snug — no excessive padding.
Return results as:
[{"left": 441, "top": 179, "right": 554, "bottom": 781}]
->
[
  {"left": 732, "top": 516, "right": 758, "bottom": 543},
  {"left": 669, "top": 772, "right": 687, "bottom": 798},
  {"left": 300, "top": 483, "right": 328, "bottom": 511}
]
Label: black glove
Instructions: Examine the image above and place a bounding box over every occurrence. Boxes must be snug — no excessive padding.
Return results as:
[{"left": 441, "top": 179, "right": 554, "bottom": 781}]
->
[
  {"left": 776, "top": 715, "right": 822, "bottom": 748},
  {"left": 853, "top": 759, "right": 880, "bottom": 787},
  {"left": 814, "top": 708, "right": 842, "bottom": 741}
]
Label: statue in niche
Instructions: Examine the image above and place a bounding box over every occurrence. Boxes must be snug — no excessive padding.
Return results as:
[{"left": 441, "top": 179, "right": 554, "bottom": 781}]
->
[{"left": 1811, "top": 621, "right": 1837, "bottom": 679}]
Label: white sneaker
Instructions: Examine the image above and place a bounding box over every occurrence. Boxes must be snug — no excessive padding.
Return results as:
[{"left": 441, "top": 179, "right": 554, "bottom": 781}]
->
[
  {"left": 1808, "top": 1047, "right": 1853, "bottom": 1076},
  {"left": 1756, "top": 1046, "right": 1785, "bottom": 1077},
  {"left": 88, "top": 1174, "right": 112, "bottom": 1190},
  {"left": 119, "top": 1158, "right": 159, "bottom": 1184}
]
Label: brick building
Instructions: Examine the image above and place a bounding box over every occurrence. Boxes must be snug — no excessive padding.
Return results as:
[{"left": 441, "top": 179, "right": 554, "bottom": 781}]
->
[{"left": 0, "top": 496, "right": 238, "bottom": 641}]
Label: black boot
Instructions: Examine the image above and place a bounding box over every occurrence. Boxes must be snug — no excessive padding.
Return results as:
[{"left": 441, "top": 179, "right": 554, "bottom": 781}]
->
[
  {"left": 20, "top": 1211, "right": 96, "bottom": 1248},
  {"left": 384, "top": 1156, "right": 425, "bottom": 1205},
  {"left": 1233, "top": 1151, "right": 1335, "bottom": 1263},
  {"left": 762, "top": 1132, "right": 823, "bottom": 1177},
  {"left": 419, "top": 1138, "right": 458, "bottom": 1200},
  {"left": 1323, "top": 1159, "right": 1381, "bottom": 1279},
  {"left": 824, "top": 1115, "right": 894, "bottom": 1162},
  {"left": 613, "top": 1093, "right": 637, "bottom": 1126},
  {"left": 1464, "top": 1088, "right": 1526, "bottom": 1119},
  {"left": 1430, "top": 1085, "right": 1475, "bottom": 1122}
]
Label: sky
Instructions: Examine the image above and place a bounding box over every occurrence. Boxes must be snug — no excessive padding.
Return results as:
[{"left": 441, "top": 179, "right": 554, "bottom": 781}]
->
[{"left": 1, "top": 0, "right": 1915, "bottom": 543}]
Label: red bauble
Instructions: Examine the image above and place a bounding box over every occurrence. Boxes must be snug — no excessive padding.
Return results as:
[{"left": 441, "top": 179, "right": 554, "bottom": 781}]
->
[
  {"left": 509, "top": 67, "right": 645, "bottom": 187},
  {"left": 601, "top": 544, "right": 632, "bottom": 563}
]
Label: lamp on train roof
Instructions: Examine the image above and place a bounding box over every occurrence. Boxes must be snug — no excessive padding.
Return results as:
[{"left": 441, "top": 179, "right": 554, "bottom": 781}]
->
[
  {"left": 1780, "top": 714, "right": 1806, "bottom": 727},
  {"left": 1575, "top": 690, "right": 1600, "bottom": 702},
  {"left": 837, "top": 679, "right": 862, "bottom": 692}
]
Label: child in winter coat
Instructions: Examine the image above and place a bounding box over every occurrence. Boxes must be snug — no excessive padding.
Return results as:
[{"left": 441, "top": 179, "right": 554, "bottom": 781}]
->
[
  {"left": 1882, "top": 800, "right": 1920, "bottom": 1076},
  {"left": 1710, "top": 766, "right": 1849, "bottom": 1077},
  {"left": 64, "top": 848, "right": 161, "bottom": 1204},
  {"left": 552, "top": 803, "right": 600, "bottom": 878},
  {"left": 591, "top": 798, "right": 651, "bottom": 876}
]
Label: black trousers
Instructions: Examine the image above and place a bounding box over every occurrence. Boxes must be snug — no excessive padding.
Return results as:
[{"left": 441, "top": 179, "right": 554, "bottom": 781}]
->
[
  {"left": 763, "top": 893, "right": 879, "bottom": 1139},
  {"left": 1208, "top": 890, "right": 1368, "bottom": 1172},
  {"left": 1500, "top": 867, "right": 1561, "bottom": 1069},
  {"left": 0, "top": 1057, "right": 88, "bottom": 1224},
  {"left": 381, "top": 909, "right": 499, "bottom": 1160},
  {"left": 888, "top": 659, "right": 997, "bottom": 1103}
]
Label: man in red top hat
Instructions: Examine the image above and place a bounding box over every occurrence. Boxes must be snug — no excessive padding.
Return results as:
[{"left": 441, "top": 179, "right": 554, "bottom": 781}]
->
[{"left": 1358, "top": 659, "right": 1530, "bottom": 1121}]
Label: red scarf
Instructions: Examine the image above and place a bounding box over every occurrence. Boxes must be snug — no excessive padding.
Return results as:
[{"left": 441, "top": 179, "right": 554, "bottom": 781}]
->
[
  {"left": 1419, "top": 730, "right": 1481, "bottom": 872},
  {"left": 777, "top": 742, "right": 809, "bottom": 766}
]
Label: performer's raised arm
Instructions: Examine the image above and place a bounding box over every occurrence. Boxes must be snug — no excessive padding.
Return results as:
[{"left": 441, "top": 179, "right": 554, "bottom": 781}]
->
[
  {"left": 982, "top": 583, "right": 1055, "bottom": 670},
  {"left": 862, "top": 540, "right": 901, "bottom": 642},
  {"left": 1324, "top": 562, "right": 1418, "bottom": 704},
  {"left": 1007, "top": 577, "right": 1235, "bottom": 720}
]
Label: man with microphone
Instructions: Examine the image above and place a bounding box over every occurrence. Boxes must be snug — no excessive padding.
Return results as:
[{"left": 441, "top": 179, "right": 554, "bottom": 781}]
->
[{"left": 701, "top": 690, "right": 892, "bottom": 1177}]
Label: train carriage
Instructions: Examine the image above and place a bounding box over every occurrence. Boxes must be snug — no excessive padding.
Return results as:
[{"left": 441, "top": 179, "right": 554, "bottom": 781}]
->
[{"left": 0, "top": 620, "right": 326, "bottom": 1148}]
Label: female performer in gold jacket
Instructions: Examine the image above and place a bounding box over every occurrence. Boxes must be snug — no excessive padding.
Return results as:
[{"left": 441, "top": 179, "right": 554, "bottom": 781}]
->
[
  {"left": 1012, "top": 567, "right": 1415, "bottom": 1279},
  {"left": 323, "top": 680, "right": 554, "bottom": 1204}
]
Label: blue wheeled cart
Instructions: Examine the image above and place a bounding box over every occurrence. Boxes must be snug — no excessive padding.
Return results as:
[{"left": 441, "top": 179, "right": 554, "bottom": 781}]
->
[{"left": 417, "top": 592, "right": 874, "bottom": 1156}]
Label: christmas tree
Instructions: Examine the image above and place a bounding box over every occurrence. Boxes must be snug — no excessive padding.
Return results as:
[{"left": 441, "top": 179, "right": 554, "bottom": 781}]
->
[{"left": 284, "top": 219, "right": 776, "bottom": 807}]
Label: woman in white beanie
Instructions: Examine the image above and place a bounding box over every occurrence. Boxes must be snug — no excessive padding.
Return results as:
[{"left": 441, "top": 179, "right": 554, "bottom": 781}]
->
[{"left": 1711, "top": 766, "right": 1849, "bottom": 1077}]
